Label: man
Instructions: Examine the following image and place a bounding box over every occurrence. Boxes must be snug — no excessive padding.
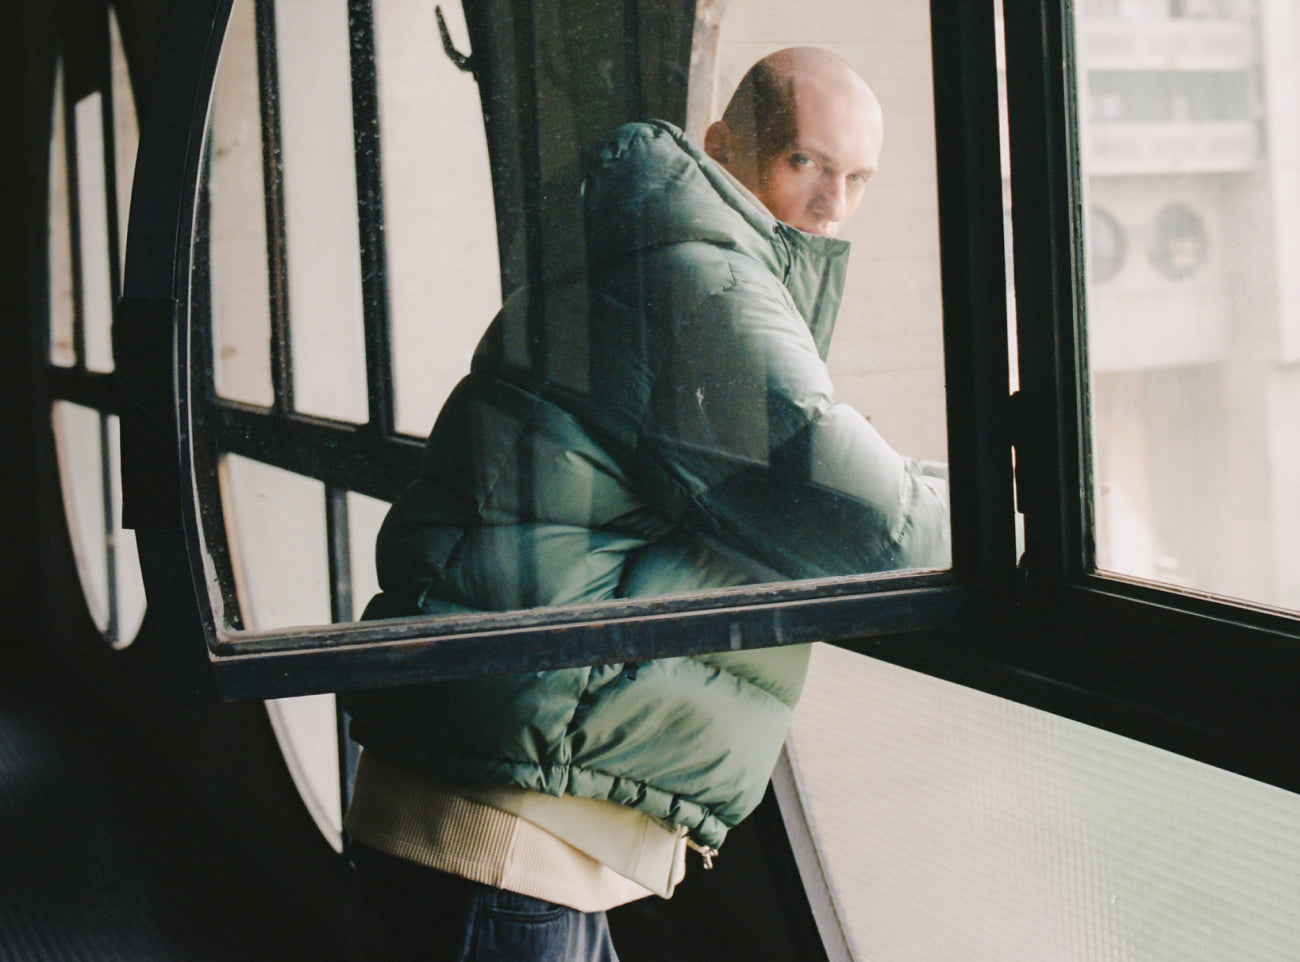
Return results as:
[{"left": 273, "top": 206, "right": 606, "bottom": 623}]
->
[{"left": 343, "top": 47, "right": 949, "bottom": 961}]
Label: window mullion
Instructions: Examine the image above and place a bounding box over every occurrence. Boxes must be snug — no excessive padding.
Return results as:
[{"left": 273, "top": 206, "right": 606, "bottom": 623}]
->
[
  {"left": 1001, "top": 0, "right": 1088, "bottom": 591},
  {"left": 253, "top": 0, "right": 293, "bottom": 416},
  {"left": 324, "top": 484, "right": 353, "bottom": 624},
  {"left": 345, "top": 0, "right": 394, "bottom": 438},
  {"left": 929, "top": 0, "right": 1018, "bottom": 591}
]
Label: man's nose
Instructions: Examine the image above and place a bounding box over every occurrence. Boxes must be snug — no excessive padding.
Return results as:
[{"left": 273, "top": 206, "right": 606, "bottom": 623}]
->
[{"left": 814, "top": 177, "right": 849, "bottom": 223}]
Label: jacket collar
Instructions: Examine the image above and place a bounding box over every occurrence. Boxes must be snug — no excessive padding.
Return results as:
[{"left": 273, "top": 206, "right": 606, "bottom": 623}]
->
[{"left": 667, "top": 123, "right": 851, "bottom": 361}]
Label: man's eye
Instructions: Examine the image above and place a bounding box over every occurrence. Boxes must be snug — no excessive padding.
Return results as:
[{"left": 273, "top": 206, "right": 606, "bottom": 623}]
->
[{"left": 791, "top": 154, "right": 814, "bottom": 168}]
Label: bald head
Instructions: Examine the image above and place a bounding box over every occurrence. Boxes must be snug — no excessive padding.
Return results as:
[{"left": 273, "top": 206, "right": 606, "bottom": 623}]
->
[{"left": 705, "top": 47, "right": 883, "bottom": 237}]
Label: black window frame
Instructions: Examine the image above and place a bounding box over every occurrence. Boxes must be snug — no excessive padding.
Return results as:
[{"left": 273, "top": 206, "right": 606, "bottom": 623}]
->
[
  {"left": 116, "top": 0, "right": 1300, "bottom": 803},
  {"left": 45, "top": 0, "right": 135, "bottom": 649}
]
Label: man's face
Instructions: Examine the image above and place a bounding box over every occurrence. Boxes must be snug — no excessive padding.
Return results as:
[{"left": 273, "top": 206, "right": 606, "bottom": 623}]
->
[{"left": 750, "top": 82, "right": 883, "bottom": 238}]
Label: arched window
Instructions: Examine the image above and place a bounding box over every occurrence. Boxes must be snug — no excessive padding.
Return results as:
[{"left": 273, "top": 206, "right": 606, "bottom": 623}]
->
[{"left": 46, "top": 6, "right": 146, "bottom": 649}]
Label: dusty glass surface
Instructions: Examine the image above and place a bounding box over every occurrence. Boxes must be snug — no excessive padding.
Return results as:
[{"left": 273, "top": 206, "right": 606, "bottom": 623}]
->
[
  {"left": 1079, "top": 1, "right": 1300, "bottom": 611},
  {"left": 221, "top": 454, "right": 331, "bottom": 631},
  {"left": 203, "top": 0, "right": 952, "bottom": 636},
  {"left": 373, "top": 0, "right": 502, "bottom": 436},
  {"left": 210, "top": 0, "right": 274, "bottom": 407},
  {"left": 275, "top": 0, "right": 369, "bottom": 422}
]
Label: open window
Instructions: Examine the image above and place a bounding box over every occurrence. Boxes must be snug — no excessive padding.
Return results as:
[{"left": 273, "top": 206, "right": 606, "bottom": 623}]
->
[
  {"left": 115, "top": 0, "right": 1300, "bottom": 956},
  {"left": 120, "top": 0, "right": 1012, "bottom": 698}
]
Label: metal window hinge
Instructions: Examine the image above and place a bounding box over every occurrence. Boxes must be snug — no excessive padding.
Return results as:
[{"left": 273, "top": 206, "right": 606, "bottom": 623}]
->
[{"left": 435, "top": 7, "right": 474, "bottom": 74}]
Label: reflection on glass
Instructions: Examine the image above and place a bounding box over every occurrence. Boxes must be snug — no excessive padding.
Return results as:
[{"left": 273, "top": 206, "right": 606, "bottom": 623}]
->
[
  {"left": 222, "top": 454, "right": 330, "bottom": 630},
  {"left": 365, "top": 11, "right": 951, "bottom": 623},
  {"left": 51, "top": 403, "right": 146, "bottom": 647},
  {"left": 48, "top": 61, "right": 75, "bottom": 367},
  {"left": 274, "top": 0, "right": 368, "bottom": 423},
  {"left": 785, "top": 644, "right": 1300, "bottom": 961},
  {"left": 713, "top": 3, "right": 949, "bottom": 464},
  {"left": 1078, "top": 2, "right": 1299, "bottom": 611},
  {"left": 73, "top": 92, "right": 115, "bottom": 374},
  {"left": 210, "top": 0, "right": 952, "bottom": 636},
  {"left": 372, "top": 0, "right": 501, "bottom": 437},
  {"left": 209, "top": 0, "right": 274, "bottom": 407}
]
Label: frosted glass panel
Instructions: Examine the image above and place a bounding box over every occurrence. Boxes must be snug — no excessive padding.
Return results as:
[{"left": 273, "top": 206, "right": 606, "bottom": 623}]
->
[
  {"left": 786, "top": 645, "right": 1300, "bottom": 961},
  {"left": 714, "top": 0, "right": 947, "bottom": 463},
  {"left": 48, "top": 62, "right": 75, "bottom": 368},
  {"left": 222, "top": 454, "right": 330, "bottom": 630},
  {"left": 274, "top": 0, "right": 368, "bottom": 423},
  {"left": 266, "top": 694, "right": 342, "bottom": 851},
  {"left": 50, "top": 404, "right": 146, "bottom": 647},
  {"left": 73, "top": 92, "right": 114, "bottom": 374},
  {"left": 52, "top": 402, "right": 108, "bottom": 631},
  {"left": 105, "top": 416, "right": 147, "bottom": 646},
  {"left": 210, "top": 0, "right": 274, "bottom": 407}
]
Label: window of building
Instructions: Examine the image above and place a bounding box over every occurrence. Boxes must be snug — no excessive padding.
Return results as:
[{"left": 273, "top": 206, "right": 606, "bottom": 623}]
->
[
  {"left": 1145, "top": 202, "right": 1209, "bottom": 280},
  {"left": 115, "top": 0, "right": 1300, "bottom": 955},
  {"left": 1089, "top": 206, "right": 1127, "bottom": 283}
]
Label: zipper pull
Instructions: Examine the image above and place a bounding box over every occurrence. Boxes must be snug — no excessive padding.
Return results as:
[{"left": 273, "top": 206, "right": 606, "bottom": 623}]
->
[{"left": 685, "top": 837, "right": 719, "bottom": 870}]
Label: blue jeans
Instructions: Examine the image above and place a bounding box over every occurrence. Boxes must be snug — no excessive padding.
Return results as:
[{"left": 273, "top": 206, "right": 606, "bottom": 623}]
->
[{"left": 351, "top": 845, "right": 621, "bottom": 961}]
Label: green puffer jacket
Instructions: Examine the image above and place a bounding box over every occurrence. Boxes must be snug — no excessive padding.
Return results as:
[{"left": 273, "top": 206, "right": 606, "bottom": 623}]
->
[{"left": 345, "top": 121, "right": 950, "bottom": 848}]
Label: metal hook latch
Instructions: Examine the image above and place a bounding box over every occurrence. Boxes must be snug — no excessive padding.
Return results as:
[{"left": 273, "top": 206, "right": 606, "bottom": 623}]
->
[
  {"left": 685, "top": 837, "right": 719, "bottom": 870},
  {"left": 434, "top": 7, "right": 474, "bottom": 73}
]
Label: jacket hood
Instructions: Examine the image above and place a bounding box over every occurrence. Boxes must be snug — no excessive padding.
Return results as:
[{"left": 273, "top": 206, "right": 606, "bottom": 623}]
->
[{"left": 582, "top": 121, "right": 851, "bottom": 357}]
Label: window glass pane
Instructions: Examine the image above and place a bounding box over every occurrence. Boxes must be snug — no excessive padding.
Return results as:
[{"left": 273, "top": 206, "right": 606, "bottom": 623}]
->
[
  {"left": 784, "top": 645, "right": 1300, "bottom": 961},
  {"left": 51, "top": 404, "right": 146, "bottom": 647},
  {"left": 73, "top": 92, "right": 115, "bottom": 374},
  {"left": 275, "top": 0, "right": 368, "bottom": 422},
  {"left": 712, "top": 3, "right": 948, "bottom": 465},
  {"left": 209, "top": 0, "right": 274, "bottom": 407},
  {"left": 222, "top": 454, "right": 331, "bottom": 629},
  {"left": 347, "top": 492, "right": 389, "bottom": 620},
  {"left": 49, "top": 61, "right": 75, "bottom": 367},
  {"left": 208, "top": 0, "right": 951, "bottom": 640},
  {"left": 266, "top": 694, "right": 342, "bottom": 851},
  {"left": 373, "top": 0, "right": 502, "bottom": 437},
  {"left": 52, "top": 402, "right": 108, "bottom": 631},
  {"left": 1079, "top": 3, "right": 1300, "bottom": 611},
  {"left": 109, "top": 7, "right": 137, "bottom": 281},
  {"left": 105, "top": 415, "right": 147, "bottom": 646}
]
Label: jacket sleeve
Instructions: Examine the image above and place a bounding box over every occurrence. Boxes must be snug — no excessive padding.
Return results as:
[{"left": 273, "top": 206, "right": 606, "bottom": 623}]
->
[{"left": 641, "top": 263, "right": 950, "bottom": 579}]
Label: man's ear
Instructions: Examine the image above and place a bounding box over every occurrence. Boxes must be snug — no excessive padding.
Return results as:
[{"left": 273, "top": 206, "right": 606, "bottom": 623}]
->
[{"left": 703, "top": 120, "right": 732, "bottom": 165}]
